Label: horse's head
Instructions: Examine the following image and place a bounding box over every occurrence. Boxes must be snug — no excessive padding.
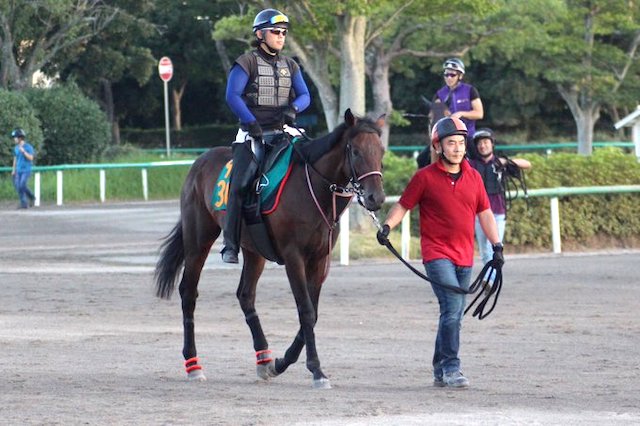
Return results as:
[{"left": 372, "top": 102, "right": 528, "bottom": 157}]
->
[{"left": 342, "top": 109, "right": 386, "bottom": 211}]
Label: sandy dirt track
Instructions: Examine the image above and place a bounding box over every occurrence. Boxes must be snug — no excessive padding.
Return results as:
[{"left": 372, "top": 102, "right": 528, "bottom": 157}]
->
[{"left": 1, "top": 201, "right": 639, "bottom": 425}]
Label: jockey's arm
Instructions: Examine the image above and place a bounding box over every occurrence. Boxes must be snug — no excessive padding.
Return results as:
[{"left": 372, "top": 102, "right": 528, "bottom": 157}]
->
[
  {"left": 498, "top": 157, "right": 532, "bottom": 170},
  {"left": 225, "top": 65, "right": 256, "bottom": 125},
  {"left": 291, "top": 71, "right": 311, "bottom": 113}
]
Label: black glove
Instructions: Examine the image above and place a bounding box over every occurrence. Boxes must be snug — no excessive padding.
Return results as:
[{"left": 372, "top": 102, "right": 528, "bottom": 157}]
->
[
  {"left": 282, "top": 106, "right": 297, "bottom": 126},
  {"left": 246, "top": 121, "right": 263, "bottom": 141},
  {"left": 492, "top": 243, "right": 504, "bottom": 267},
  {"left": 376, "top": 224, "right": 390, "bottom": 246}
]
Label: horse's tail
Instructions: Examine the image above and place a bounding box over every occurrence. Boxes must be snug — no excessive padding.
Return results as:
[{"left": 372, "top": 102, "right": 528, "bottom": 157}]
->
[{"left": 154, "top": 221, "right": 185, "bottom": 299}]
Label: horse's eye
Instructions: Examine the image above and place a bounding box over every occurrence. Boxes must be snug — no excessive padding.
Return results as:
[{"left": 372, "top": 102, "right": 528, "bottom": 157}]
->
[{"left": 353, "top": 149, "right": 361, "bottom": 158}]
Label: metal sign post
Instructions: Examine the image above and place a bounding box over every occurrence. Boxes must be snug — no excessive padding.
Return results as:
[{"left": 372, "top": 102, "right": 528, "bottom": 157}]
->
[{"left": 158, "top": 56, "right": 173, "bottom": 157}]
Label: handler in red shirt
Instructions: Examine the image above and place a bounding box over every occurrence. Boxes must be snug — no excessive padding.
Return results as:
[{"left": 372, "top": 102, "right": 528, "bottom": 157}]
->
[{"left": 377, "top": 116, "right": 503, "bottom": 389}]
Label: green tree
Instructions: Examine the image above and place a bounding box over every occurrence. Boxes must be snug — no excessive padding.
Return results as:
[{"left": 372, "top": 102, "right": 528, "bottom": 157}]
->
[
  {"left": 57, "top": 0, "right": 156, "bottom": 145},
  {"left": 0, "top": 89, "right": 42, "bottom": 166},
  {"left": 523, "top": 0, "right": 640, "bottom": 154},
  {"left": 0, "top": 0, "right": 118, "bottom": 90}
]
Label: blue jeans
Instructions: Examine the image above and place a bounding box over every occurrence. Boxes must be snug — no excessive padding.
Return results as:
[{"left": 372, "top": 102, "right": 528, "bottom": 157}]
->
[
  {"left": 475, "top": 213, "right": 505, "bottom": 282},
  {"left": 425, "top": 259, "right": 472, "bottom": 378},
  {"left": 13, "top": 171, "right": 35, "bottom": 208}
]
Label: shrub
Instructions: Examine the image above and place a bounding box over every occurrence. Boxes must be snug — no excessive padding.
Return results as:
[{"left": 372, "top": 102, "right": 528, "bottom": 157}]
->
[
  {"left": 0, "top": 89, "right": 43, "bottom": 167},
  {"left": 25, "top": 84, "right": 110, "bottom": 165}
]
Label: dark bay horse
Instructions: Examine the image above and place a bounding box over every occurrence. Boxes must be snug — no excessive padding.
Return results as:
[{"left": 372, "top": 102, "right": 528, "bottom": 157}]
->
[{"left": 155, "top": 109, "right": 386, "bottom": 388}]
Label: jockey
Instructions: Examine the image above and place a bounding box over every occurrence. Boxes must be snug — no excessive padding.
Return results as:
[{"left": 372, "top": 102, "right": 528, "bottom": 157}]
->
[
  {"left": 222, "top": 8, "right": 311, "bottom": 263},
  {"left": 434, "top": 58, "right": 484, "bottom": 159}
]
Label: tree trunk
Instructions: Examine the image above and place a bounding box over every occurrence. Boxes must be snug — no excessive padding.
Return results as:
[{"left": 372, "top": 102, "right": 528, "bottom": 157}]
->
[
  {"left": 337, "top": 14, "right": 366, "bottom": 117},
  {"left": 286, "top": 37, "right": 339, "bottom": 130},
  {"left": 557, "top": 84, "right": 600, "bottom": 155},
  {"left": 368, "top": 40, "right": 392, "bottom": 148},
  {"left": 172, "top": 82, "right": 186, "bottom": 131},
  {"left": 101, "top": 78, "right": 120, "bottom": 145}
]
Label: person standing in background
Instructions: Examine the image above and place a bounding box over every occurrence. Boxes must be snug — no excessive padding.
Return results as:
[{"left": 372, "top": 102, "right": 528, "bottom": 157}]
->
[
  {"left": 470, "top": 128, "right": 531, "bottom": 287},
  {"left": 434, "top": 58, "right": 484, "bottom": 160},
  {"left": 11, "top": 128, "right": 36, "bottom": 209}
]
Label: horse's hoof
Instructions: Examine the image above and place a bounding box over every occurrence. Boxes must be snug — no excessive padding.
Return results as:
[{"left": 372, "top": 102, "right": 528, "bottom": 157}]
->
[
  {"left": 312, "top": 377, "right": 331, "bottom": 389},
  {"left": 187, "top": 369, "right": 207, "bottom": 381},
  {"left": 256, "top": 360, "right": 278, "bottom": 380}
]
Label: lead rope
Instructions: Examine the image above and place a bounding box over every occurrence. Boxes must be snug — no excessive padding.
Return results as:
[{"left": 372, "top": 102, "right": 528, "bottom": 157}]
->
[{"left": 363, "top": 209, "right": 504, "bottom": 319}]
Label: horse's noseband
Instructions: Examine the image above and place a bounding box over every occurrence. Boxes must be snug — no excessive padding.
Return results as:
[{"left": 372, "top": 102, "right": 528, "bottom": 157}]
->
[{"left": 345, "top": 140, "right": 383, "bottom": 198}]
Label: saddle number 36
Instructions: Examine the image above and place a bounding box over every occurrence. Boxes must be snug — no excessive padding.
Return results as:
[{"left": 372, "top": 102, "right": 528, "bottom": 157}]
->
[{"left": 214, "top": 161, "right": 233, "bottom": 209}]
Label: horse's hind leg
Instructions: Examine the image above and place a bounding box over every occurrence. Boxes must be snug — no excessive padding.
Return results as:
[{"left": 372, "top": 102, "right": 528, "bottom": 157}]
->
[
  {"left": 236, "top": 250, "right": 275, "bottom": 379},
  {"left": 179, "top": 218, "right": 218, "bottom": 381}
]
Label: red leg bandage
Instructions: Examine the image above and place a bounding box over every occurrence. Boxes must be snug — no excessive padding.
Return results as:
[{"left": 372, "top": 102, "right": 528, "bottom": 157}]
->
[
  {"left": 184, "top": 357, "right": 202, "bottom": 373},
  {"left": 255, "top": 349, "right": 273, "bottom": 365}
]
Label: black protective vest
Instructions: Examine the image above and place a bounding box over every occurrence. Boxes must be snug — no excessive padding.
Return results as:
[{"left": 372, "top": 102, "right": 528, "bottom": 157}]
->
[{"left": 242, "top": 51, "right": 293, "bottom": 128}]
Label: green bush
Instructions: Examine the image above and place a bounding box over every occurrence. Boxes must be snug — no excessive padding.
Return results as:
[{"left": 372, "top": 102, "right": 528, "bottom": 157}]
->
[
  {"left": 505, "top": 148, "right": 640, "bottom": 248},
  {"left": 25, "top": 84, "right": 110, "bottom": 165},
  {"left": 0, "top": 89, "right": 43, "bottom": 167},
  {"left": 121, "top": 123, "right": 238, "bottom": 148}
]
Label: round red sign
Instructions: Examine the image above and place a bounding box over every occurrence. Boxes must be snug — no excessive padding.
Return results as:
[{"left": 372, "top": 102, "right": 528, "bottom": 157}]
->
[{"left": 158, "top": 56, "right": 173, "bottom": 82}]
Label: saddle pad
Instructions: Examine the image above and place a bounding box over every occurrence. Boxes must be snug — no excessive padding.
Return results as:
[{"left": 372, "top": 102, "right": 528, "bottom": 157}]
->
[{"left": 212, "top": 144, "right": 294, "bottom": 213}]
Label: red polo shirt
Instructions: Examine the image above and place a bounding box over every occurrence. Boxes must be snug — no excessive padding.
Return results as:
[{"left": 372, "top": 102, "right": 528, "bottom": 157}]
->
[{"left": 398, "top": 159, "right": 490, "bottom": 266}]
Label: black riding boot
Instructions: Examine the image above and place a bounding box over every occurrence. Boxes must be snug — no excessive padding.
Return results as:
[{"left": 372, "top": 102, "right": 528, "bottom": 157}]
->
[{"left": 222, "top": 142, "right": 259, "bottom": 263}]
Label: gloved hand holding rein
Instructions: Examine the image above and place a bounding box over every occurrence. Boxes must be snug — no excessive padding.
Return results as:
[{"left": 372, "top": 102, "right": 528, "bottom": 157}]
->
[
  {"left": 376, "top": 224, "right": 390, "bottom": 246},
  {"left": 281, "top": 105, "right": 297, "bottom": 126},
  {"left": 246, "top": 121, "right": 263, "bottom": 141},
  {"left": 492, "top": 242, "right": 504, "bottom": 267}
]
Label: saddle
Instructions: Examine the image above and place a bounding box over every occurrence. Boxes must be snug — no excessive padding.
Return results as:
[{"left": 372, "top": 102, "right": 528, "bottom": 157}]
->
[{"left": 212, "top": 134, "right": 299, "bottom": 264}]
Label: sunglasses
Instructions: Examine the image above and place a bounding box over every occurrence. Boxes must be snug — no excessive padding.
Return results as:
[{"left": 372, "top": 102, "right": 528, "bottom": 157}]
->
[
  {"left": 443, "top": 73, "right": 458, "bottom": 78},
  {"left": 267, "top": 28, "right": 288, "bottom": 36}
]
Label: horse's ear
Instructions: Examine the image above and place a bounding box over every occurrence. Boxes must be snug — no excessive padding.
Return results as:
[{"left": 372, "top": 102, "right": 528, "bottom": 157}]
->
[
  {"left": 375, "top": 114, "right": 386, "bottom": 128},
  {"left": 344, "top": 108, "right": 356, "bottom": 126}
]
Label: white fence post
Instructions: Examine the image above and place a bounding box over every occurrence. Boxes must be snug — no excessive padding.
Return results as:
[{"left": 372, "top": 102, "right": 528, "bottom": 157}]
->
[
  {"left": 340, "top": 209, "right": 349, "bottom": 265},
  {"left": 550, "top": 197, "right": 561, "bottom": 253},
  {"left": 56, "top": 171, "right": 63, "bottom": 206},
  {"left": 401, "top": 213, "right": 411, "bottom": 259},
  {"left": 141, "top": 168, "right": 149, "bottom": 201},
  {"left": 99, "top": 169, "right": 106, "bottom": 203},
  {"left": 34, "top": 172, "right": 41, "bottom": 207}
]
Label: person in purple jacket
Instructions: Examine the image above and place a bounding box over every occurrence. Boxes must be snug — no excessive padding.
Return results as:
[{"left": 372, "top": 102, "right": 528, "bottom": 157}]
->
[
  {"left": 222, "top": 8, "right": 311, "bottom": 264},
  {"left": 434, "top": 58, "right": 484, "bottom": 159}
]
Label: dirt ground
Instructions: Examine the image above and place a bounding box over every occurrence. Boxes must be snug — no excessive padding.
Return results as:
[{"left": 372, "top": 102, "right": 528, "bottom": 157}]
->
[{"left": 1, "top": 201, "right": 639, "bottom": 425}]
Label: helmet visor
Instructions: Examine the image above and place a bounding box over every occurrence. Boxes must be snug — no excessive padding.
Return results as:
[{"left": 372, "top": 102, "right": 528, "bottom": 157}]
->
[{"left": 269, "top": 14, "right": 289, "bottom": 25}]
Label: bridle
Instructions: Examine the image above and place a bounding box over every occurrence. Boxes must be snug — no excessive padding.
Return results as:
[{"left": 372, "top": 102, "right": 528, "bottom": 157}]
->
[{"left": 296, "top": 130, "right": 383, "bottom": 282}]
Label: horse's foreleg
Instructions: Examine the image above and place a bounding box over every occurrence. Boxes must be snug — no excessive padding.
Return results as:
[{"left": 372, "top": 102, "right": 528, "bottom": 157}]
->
[
  {"left": 236, "top": 251, "right": 273, "bottom": 379},
  {"left": 274, "top": 329, "right": 304, "bottom": 374},
  {"left": 179, "top": 250, "right": 210, "bottom": 381},
  {"left": 285, "top": 257, "right": 330, "bottom": 389}
]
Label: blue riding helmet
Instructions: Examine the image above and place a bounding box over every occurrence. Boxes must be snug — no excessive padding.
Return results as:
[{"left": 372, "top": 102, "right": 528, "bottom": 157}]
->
[
  {"left": 253, "top": 9, "right": 289, "bottom": 33},
  {"left": 11, "top": 128, "right": 26, "bottom": 138}
]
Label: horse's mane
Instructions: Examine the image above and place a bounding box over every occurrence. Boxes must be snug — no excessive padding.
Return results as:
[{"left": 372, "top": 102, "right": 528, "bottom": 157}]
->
[{"left": 295, "top": 116, "right": 381, "bottom": 164}]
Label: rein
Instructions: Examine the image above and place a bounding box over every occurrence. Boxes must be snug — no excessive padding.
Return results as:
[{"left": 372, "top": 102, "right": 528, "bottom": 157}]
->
[{"left": 364, "top": 209, "right": 503, "bottom": 320}]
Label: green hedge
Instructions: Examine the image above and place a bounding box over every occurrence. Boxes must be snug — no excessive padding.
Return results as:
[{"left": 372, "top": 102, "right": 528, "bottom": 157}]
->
[
  {"left": 121, "top": 123, "right": 238, "bottom": 148},
  {"left": 381, "top": 148, "right": 640, "bottom": 250}
]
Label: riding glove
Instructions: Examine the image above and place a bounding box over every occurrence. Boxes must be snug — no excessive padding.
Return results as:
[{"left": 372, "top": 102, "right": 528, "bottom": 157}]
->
[
  {"left": 246, "top": 121, "right": 263, "bottom": 141},
  {"left": 282, "top": 106, "right": 297, "bottom": 126},
  {"left": 376, "top": 224, "right": 391, "bottom": 246},
  {"left": 492, "top": 243, "right": 505, "bottom": 267}
]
